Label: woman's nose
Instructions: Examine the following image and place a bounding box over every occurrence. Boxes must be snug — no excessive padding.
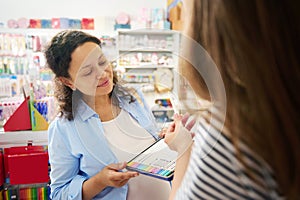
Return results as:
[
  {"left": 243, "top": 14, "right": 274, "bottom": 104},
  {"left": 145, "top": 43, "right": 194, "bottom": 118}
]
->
[
  {"left": 96, "top": 65, "right": 108, "bottom": 79},
  {"left": 96, "top": 71, "right": 104, "bottom": 80}
]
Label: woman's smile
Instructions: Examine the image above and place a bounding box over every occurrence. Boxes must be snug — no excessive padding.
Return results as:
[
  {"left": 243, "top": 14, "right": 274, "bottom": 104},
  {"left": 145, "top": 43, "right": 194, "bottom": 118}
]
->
[{"left": 97, "top": 79, "right": 110, "bottom": 87}]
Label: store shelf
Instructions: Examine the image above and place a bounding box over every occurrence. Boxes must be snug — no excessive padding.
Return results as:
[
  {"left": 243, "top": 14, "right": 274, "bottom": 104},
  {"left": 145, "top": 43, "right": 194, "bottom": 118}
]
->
[
  {"left": 117, "top": 29, "right": 179, "bottom": 35},
  {"left": 122, "top": 65, "right": 175, "bottom": 69},
  {"left": 118, "top": 48, "right": 173, "bottom": 52},
  {"left": 0, "top": 129, "right": 48, "bottom": 148},
  {"left": 0, "top": 28, "right": 110, "bottom": 37},
  {"left": 116, "top": 29, "right": 180, "bottom": 99},
  {"left": 0, "top": 28, "right": 117, "bottom": 150}
]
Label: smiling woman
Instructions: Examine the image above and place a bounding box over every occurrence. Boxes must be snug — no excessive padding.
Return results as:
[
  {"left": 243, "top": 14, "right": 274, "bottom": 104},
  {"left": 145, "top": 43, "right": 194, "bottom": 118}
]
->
[
  {"left": 61, "top": 42, "right": 114, "bottom": 97},
  {"left": 44, "top": 30, "right": 171, "bottom": 200}
]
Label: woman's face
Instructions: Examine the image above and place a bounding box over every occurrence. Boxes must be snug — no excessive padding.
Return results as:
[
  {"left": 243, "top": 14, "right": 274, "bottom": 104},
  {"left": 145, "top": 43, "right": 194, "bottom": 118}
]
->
[{"left": 65, "top": 42, "right": 113, "bottom": 97}]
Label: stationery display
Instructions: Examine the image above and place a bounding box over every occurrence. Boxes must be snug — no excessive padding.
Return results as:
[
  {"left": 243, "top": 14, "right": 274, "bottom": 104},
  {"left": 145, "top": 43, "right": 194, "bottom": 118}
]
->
[{"left": 126, "top": 139, "right": 177, "bottom": 181}]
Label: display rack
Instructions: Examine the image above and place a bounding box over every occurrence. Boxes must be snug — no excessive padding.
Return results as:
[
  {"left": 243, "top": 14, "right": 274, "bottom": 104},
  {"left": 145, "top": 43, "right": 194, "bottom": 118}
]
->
[
  {"left": 0, "top": 130, "right": 48, "bottom": 149},
  {"left": 116, "top": 29, "right": 180, "bottom": 108},
  {"left": 0, "top": 28, "right": 116, "bottom": 148}
]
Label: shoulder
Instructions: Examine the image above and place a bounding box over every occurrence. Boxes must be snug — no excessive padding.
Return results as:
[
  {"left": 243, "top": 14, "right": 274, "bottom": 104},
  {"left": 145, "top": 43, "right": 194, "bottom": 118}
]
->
[
  {"left": 48, "top": 116, "right": 75, "bottom": 138},
  {"left": 49, "top": 116, "right": 73, "bottom": 128},
  {"left": 182, "top": 115, "right": 280, "bottom": 199}
]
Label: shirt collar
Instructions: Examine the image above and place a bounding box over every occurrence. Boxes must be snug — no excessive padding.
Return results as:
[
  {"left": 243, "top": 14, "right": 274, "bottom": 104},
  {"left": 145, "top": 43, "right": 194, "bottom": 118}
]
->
[
  {"left": 73, "top": 87, "right": 135, "bottom": 122},
  {"left": 75, "top": 98, "right": 98, "bottom": 121}
]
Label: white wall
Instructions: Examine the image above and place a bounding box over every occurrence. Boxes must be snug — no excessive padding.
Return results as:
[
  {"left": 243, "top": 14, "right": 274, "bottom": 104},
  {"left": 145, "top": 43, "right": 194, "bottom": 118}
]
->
[
  {"left": 0, "top": 0, "right": 167, "bottom": 34},
  {"left": 0, "top": 0, "right": 166, "bottom": 20}
]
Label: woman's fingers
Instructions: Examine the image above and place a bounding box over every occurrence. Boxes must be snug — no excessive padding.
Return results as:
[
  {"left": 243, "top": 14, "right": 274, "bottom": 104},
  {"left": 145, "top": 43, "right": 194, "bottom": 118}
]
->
[
  {"left": 167, "top": 122, "right": 176, "bottom": 132},
  {"left": 109, "top": 170, "right": 139, "bottom": 181},
  {"left": 107, "top": 162, "right": 138, "bottom": 180},
  {"left": 191, "top": 132, "right": 195, "bottom": 138},
  {"left": 107, "top": 162, "right": 127, "bottom": 171},
  {"left": 186, "top": 118, "right": 196, "bottom": 131},
  {"left": 178, "top": 112, "right": 197, "bottom": 131},
  {"left": 158, "top": 127, "right": 168, "bottom": 138},
  {"left": 102, "top": 163, "right": 139, "bottom": 187},
  {"left": 181, "top": 113, "right": 191, "bottom": 125}
]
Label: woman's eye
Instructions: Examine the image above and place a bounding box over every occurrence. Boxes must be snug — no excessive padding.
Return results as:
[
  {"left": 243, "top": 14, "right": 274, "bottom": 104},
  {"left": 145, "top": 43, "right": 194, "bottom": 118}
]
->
[
  {"left": 83, "top": 69, "right": 92, "bottom": 76},
  {"left": 98, "top": 59, "right": 107, "bottom": 66}
]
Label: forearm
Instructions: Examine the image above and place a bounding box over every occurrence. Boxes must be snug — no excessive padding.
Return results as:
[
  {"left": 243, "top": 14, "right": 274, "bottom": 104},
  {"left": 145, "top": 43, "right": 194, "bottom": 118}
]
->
[
  {"left": 169, "top": 144, "right": 192, "bottom": 200},
  {"left": 82, "top": 175, "right": 106, "bottom": 200}
]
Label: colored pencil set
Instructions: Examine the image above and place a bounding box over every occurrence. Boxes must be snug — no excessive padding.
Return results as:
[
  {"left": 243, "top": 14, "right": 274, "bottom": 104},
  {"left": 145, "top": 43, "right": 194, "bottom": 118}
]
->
[{"left": 2, "top": 184, "right": 50, "bottom": 200}]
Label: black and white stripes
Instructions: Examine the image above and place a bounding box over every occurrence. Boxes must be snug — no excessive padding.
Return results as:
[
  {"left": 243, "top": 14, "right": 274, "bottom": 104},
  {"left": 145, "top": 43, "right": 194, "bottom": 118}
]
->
[{"left": 174, "top": 110, "right": 282, "bottom": 200}]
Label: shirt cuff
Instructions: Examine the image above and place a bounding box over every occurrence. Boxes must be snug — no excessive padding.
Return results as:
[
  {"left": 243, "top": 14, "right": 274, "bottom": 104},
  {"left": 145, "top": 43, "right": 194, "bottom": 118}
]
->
[{"left": 68, "top": 175, "right": 88, "bottom": 199}]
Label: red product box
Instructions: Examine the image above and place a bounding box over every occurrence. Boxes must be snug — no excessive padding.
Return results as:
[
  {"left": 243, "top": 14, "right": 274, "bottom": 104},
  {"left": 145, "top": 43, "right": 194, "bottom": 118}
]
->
[
  {"left": 0, "top": 151, "right": 4, "bottom": 186},
  {"left": 4, "top": 145, "right": 49, "bottom": 185},
  {"left": 29, "top": 19, "right": 41, "bottom": 28},
  {"left": 81, "top": 18, "right": 94, "bottom": 29}
]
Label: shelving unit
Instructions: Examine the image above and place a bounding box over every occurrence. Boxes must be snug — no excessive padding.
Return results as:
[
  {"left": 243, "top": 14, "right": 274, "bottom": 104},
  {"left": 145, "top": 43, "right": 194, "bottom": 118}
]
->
[
  {"left": 0, "top": 28, "right": 106, "bottom": 37},
  {"left": 0, "top": 28, "right": 57, "bottom": 135},
  {"left": 0, "top": 130, "right": 48, "bottom": 148},
  {"left": 116, "top": 29, "right": 180, "bottom": 107},
  {"left": 0, "top": 29, "right": 68, "bottom": 148},
  {"left": 0, "top": 29, "right": 61, "bottom": 146},
  {"left": 0, "top": 28, "right": 69, "bottom": 95}
]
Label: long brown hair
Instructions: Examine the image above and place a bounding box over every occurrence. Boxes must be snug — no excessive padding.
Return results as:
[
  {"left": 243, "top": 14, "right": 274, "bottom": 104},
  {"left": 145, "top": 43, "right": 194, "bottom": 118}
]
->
[{"left": 183, "top": 0, "right": 300, "bottom": 198}]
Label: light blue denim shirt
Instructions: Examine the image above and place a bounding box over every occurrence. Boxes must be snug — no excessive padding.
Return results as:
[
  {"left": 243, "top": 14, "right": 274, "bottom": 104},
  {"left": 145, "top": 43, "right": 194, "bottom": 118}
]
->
[{"left": 48, "top": 88, "right": 159, "bottom": 200}]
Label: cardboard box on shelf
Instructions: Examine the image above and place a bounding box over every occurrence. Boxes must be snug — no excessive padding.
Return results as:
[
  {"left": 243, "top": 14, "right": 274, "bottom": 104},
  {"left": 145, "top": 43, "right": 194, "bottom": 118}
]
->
[
  {"left": 0, "top": 151, "right": 4, "bottom": 187},
  {"left": 81, "top": 18, "right": 94, "bottom": 30},
  {"left": 3, "top": 145, "right": 49, "bottom": 185},
  {"left": 167, "top": 0, "right": 184, "bottom": 31},
  {"left": 171, "top": 20, "right": 183, "bottom": 31}
]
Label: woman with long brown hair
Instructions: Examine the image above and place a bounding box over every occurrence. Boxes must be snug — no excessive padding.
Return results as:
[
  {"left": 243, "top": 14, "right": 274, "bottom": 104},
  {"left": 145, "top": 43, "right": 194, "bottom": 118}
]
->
[{"left": 164, "top": 0, "right": 300, "bottom": 199}]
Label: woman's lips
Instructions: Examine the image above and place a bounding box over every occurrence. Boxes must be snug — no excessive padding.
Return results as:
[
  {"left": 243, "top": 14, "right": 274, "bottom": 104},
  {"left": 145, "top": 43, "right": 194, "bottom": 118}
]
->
[{"left": 98, "top": 79, "right": 109, "bottom": 87}]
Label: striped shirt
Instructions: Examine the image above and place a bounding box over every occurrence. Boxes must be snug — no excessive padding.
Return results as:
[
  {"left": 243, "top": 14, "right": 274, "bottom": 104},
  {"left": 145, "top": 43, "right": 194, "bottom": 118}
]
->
[{"left": 174, "top": 110, "right": 283, "bottom": 200}]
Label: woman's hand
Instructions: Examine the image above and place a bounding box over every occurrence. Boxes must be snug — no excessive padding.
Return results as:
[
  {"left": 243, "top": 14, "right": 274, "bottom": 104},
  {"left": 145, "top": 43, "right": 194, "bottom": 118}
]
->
[
  {"left": 82, "top": 162, "right": 139, "bottom": 200},
  {"left": 164, "top": 114, "right": 196, "bottom": 200},
  {"left": 96, "top": 162, "right": 139, "bottom": 188},
  {"left": 163, "top": 113, "right": 196, "bottom": 155}
]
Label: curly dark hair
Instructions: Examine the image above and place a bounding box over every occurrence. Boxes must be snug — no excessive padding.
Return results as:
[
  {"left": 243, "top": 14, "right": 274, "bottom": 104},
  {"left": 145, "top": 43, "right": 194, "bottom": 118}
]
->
[{"left": 45, "top": 30, "right": 135, "bottom": 120}]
